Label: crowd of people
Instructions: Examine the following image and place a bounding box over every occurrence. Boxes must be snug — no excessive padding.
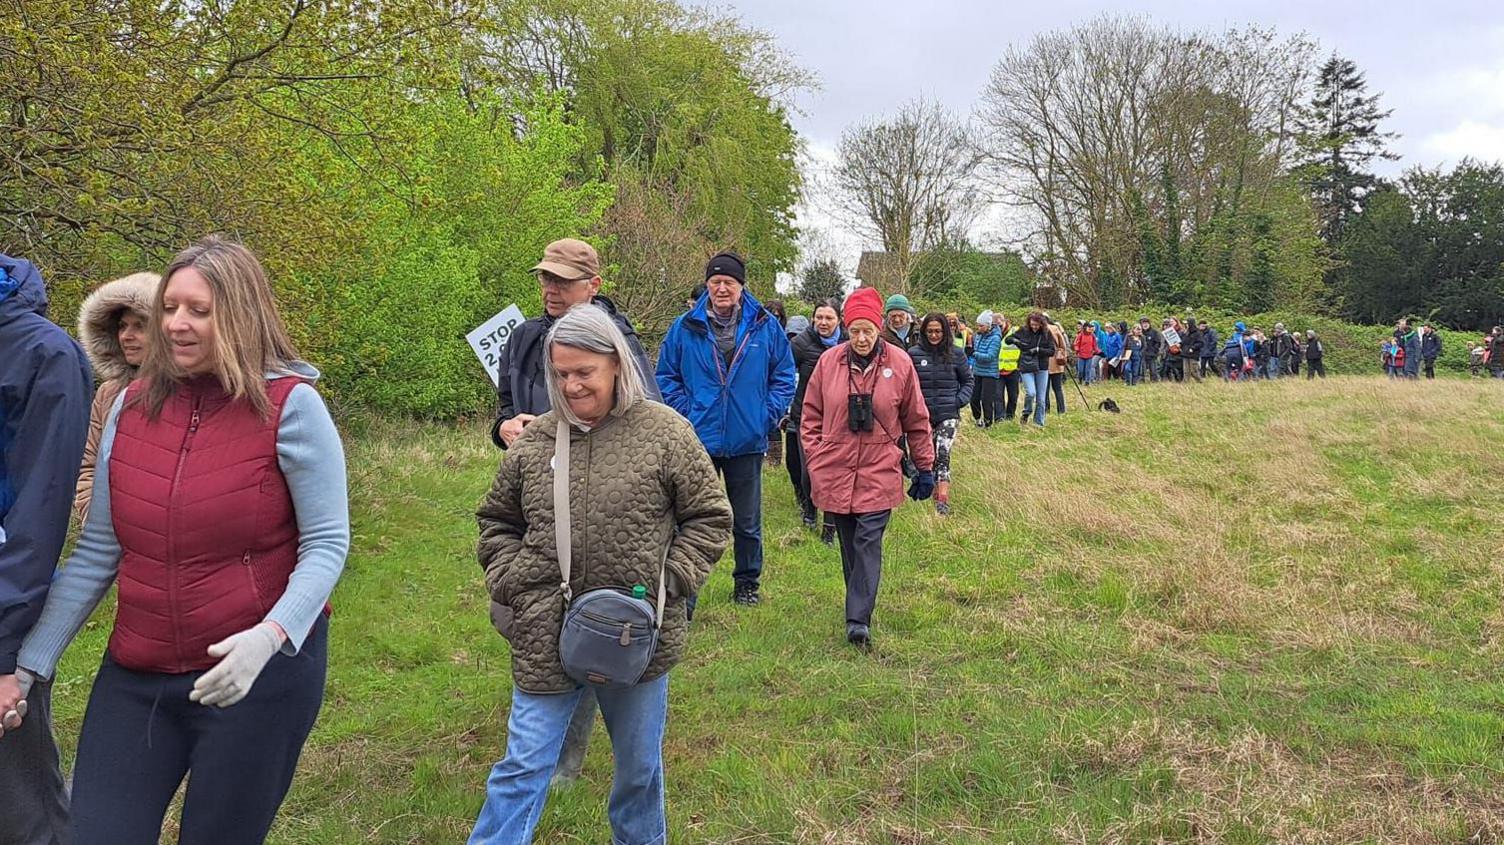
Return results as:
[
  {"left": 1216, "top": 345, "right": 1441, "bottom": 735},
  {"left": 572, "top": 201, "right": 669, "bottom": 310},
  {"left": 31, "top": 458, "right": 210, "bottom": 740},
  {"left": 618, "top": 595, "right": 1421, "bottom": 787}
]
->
[{"left": 2, "top": 235, "right": 1496, "bottom": 845}]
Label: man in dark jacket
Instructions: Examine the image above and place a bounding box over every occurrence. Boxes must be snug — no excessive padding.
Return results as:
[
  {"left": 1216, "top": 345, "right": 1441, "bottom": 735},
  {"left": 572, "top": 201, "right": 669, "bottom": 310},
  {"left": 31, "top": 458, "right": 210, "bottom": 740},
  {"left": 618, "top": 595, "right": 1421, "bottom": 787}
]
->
[
  {"left": 656, "top": 251, "right": 796, "bottom": 606},
  {"left": 1421, "top": 325, "right": 1442, "bottom": 379},
  {"left": 0, "top": 253, "right": 93, "bottom": 843},
  {"left": 1305, "top": 329, "right": 1327, "bottom": 379},
  {"left": 1200, "top": 323, "right": 1220, "bottom": 378},
  {"left": 1268, "top": 323, "right": 1294, "bottom": 378},
  {"left": 490, "top": 239, "right": 659, "bottom": 449},
  {"left": 1138, "top": 317, "right": 1162, "bottom": 382}
]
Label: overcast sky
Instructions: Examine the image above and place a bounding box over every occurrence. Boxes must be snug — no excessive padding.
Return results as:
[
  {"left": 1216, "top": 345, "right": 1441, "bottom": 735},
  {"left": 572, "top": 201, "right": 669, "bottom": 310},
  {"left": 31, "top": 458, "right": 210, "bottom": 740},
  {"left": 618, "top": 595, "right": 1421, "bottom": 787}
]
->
[{"left": 714, "top": 0, "right": 1504, "bottom": 274}]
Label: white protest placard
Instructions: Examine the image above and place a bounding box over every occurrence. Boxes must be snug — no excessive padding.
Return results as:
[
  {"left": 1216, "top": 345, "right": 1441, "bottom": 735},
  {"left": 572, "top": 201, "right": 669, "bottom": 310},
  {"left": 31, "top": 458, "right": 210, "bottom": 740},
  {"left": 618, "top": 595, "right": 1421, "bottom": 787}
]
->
[
  {"left": 1162, "top": 327, "right": 1181, "bottom": 348},
  {"left": 467, "top": 304, "right": 526, "bottom": 387}
]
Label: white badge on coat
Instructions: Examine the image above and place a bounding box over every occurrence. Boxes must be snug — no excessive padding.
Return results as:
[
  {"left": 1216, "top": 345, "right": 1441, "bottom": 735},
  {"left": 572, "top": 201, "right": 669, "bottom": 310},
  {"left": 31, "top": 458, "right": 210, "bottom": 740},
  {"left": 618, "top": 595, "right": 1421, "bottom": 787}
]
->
[{"left": 882, "top": 368, "right": 893, "bottom": 378}]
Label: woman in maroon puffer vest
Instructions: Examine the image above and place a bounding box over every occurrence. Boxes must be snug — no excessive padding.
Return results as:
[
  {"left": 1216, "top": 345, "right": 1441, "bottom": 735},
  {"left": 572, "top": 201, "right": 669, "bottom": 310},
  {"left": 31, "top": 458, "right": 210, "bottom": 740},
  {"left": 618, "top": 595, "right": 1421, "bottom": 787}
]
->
[{"left": 16, "top": 236, "right": 349, "bottom": 845}]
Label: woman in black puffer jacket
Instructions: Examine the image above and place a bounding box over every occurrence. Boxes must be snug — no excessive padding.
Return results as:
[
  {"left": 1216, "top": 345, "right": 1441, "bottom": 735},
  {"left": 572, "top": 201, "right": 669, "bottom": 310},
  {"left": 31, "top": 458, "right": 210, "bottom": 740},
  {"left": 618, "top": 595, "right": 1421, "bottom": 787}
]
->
[
  {"left": 909, "top": 312, "right": 973, "bottom": 514},
  {"left": 1008, "top": 311, "right": 1057, "bottom": 427},
  {"left": 788, "top": 299, "right": 846, "bottom": 541}
]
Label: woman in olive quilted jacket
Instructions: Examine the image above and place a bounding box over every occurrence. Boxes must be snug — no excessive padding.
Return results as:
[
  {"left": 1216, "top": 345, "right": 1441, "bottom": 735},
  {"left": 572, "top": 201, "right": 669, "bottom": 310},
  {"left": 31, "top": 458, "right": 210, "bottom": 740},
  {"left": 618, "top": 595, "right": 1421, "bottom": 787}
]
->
[{"left": 470, "top": 304, "right": 731, "bottom": 845}]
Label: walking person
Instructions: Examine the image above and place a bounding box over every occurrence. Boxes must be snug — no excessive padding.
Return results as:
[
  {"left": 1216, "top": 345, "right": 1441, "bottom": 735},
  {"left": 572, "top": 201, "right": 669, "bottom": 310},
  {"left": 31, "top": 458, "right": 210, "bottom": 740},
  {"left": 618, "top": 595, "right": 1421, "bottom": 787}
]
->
[
  {"left": 1489, "top": 327, "right": 1504, "bottom": 378},
  {"left": 0, "top": 252, "right": 94, "bottom": 845},
  {"left": 996, "top": 315, "right": 1021, "bottom": 421},
  {"left": 971, "top": 311, "right": 1002, "bottom": 428},
  {"left": 73, "top": 272, "right": 159, "bottom": 522},
  {"left": 800, "top": 288, "right": 933, "bottom": 647},
  {"left": 1179, "top": 317, "right": 1202, "bottom": 382},
  {"left": 1289, "top": 332, "right": 1303, "bottom": 377},
  {"left": 14, "top": 236, "right": 350, "bottom": 845},
  {"left": 1161, "top": 318, "right": 1185, "bottom": 383},
  {"left": 1305, "top": 330, "right": 1327, "bottom": 379},
  {"left": 1073, "top": 320, "right": 1099, "bottom": 385},
  {"left": 880, "top": 294, "right": 918, "bottom": 349},
  {"left": 1222, "top": 322, "right": 1249, "bottom": 381},
  {"left": 1139, "top": 318, "right": 1163, "bottom": 382},
  {"left": 909, "top": 313, "right": 973, "bottom": 515},
  {"left": 1200, "top": 322, "right": 1220, "bottom": 379},
  {"left": 1045, "top": 314, "right": 1068, "bottom": 414},
  {"left": 488, "top": 238, "right": 660, "bottom": 786},
  {"left": 470, "top": 305, "right": 732, "bottom": 845},
  {"left": 1010, "top": 311, "right": 1058, "bottom": 426},
  {"left": 1421, "top": 325, "right": 1442, "bottom": 379},
  {"left": 656, "top": 251, "right": 796, "bottom": 607},
  {"left": 1396, "top": 318, "right": 1422, "bottom": 380},
  {"left": 789, "top": 300, "right": 846, "bottom": 545},
  {"left": 1100, "top": 322, "right": 1123, "bottom": 381},
  {"left": 1121, "top": 326, "right": 1143, "bottom": 386}
]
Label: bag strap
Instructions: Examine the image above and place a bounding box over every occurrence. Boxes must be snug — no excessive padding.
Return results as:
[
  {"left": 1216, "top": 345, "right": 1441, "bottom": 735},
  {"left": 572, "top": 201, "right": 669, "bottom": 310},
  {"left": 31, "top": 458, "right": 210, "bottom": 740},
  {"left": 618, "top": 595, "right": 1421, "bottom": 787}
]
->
[
  {"left": 555, "top": 420, "right": 573, "bottom": 603},
  {"left": 554, "top": 419, "right": 668, "bottom": 628}
]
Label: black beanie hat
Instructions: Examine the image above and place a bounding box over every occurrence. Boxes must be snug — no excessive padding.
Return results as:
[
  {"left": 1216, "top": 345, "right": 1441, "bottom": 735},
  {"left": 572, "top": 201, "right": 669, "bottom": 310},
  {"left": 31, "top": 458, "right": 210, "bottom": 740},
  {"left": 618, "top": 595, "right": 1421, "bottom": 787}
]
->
[{"left": 704, "top": 251, "right": 746, "bottom": 285}]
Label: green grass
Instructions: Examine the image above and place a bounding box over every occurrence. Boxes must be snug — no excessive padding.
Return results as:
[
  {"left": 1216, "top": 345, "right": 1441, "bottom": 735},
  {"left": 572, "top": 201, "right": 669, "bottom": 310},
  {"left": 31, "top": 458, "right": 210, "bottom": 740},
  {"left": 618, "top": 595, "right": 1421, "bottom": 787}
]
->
[{"left": 49, "top": 376, "right": 1504, "bottom": 843}]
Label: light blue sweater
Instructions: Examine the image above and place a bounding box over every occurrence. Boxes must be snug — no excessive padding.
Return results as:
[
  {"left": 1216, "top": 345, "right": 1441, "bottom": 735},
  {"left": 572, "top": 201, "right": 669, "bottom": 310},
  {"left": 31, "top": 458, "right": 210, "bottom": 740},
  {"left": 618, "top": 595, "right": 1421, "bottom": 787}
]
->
[{"left": 18, "top": 364, "right": 349, "bottom": 679}]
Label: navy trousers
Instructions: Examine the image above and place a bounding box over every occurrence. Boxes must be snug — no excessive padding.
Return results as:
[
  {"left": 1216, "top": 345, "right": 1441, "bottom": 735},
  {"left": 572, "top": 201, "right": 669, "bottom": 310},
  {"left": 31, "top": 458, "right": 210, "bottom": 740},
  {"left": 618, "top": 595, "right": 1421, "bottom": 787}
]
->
[{"left": 70, "top": 616, "right": 328, "bottom": 845}]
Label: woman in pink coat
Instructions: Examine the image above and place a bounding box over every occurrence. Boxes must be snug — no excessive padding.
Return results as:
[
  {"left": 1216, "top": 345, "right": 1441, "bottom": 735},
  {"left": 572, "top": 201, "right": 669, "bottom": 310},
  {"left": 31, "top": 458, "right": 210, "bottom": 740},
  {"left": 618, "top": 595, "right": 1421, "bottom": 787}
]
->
[{"left": 800, "top": 287, "right": 934, "bottom": 648}]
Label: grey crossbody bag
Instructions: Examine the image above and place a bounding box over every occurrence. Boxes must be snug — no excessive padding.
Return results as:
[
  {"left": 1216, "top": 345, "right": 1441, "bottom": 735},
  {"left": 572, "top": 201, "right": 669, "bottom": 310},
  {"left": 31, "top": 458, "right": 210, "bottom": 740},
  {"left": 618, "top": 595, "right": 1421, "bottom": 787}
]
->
[{"left": 553, "top": 420, "right": 666, "bottom": 688}]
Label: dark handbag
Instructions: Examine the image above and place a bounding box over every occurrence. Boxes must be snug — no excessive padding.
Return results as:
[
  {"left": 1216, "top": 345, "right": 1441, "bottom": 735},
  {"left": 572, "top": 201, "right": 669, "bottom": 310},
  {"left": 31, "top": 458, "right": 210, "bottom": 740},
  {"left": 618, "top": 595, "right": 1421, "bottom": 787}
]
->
[{"left": 552, "top": 420, "right": 666, "bottom": 688}]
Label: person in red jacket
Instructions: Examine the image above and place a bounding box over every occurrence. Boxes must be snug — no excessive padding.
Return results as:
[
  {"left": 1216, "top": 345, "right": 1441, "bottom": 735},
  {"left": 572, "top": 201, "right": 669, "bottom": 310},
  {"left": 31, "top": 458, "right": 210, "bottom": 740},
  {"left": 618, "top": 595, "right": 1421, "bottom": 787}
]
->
[
  {"left": 1073, "top": 320, "right": 1098, "bottom": 384},
  {"left": 800, "top": 287, "right": 934, "bottom": 648},
  {"left": 15, "top": 236, "right": 350, "bottom": 845}
]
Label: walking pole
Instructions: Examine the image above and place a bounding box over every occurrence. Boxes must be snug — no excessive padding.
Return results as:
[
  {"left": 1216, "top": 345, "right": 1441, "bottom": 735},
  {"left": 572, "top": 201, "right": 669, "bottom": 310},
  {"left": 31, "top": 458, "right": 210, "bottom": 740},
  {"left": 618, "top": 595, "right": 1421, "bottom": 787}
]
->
[{"left": 1064, "top": 358, "right": 1092, "bottom": 410}]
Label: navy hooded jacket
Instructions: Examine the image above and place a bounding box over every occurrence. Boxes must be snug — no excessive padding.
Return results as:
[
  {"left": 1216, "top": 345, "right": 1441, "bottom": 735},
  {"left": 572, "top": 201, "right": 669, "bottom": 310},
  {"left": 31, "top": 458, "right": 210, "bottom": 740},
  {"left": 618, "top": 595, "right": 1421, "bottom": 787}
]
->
[
  {"left": 0, "top": 254, "right": 93, "bottom": 674},
  {"left": 655, "top": 289, "right": 795, "bottom": 458}
]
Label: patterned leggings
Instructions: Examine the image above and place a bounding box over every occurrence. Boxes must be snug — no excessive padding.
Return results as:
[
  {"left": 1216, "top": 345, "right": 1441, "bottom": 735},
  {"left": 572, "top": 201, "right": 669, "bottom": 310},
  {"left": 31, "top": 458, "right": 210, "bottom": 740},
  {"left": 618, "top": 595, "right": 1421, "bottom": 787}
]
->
[{"left": 931, "top": 418, "right": 959, "bottom": 482}]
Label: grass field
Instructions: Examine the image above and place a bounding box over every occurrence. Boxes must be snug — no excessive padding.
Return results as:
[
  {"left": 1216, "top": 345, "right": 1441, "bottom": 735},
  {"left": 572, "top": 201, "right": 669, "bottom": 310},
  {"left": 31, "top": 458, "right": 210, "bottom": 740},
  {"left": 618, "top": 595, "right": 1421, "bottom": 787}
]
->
[{"left": 47, "top": 375, "right": 1504, "bottom": 844}]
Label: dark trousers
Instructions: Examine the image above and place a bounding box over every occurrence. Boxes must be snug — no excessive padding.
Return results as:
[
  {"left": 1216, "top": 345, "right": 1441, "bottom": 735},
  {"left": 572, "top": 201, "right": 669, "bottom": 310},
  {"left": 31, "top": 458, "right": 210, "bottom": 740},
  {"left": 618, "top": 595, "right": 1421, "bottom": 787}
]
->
[
  {"left": 1424, "top": 358, "right": 1436, "bottom": 379},
  {"left": 974, "top": 376, "right": 999, "bottom": 426},
  {"left": 70, "top": 616, "right": 327, "bottom": 845},
  {"left": 713, "top": 454, "right": 764, "bottom": 588},
  {"left": 785, "top": 428, "right": 833, "bottom": 529},
  {"left": 1048, "top": 372, "right": 1066, "bottom": 413},
  {"left": 0, "top": 678, "right": 70, "bottom": 845},
  {"left": 832, "top": 511, "right": 892, "bottom": 626},
  {"left": 998, "top": 372, "right": 1019, "bottom": 419},
  {"left": 1165, "top": 358, "right": 1184, "bottom": 382},
  {"left": 1307, "top": 359, "right": 1326, "bottom": 378}
]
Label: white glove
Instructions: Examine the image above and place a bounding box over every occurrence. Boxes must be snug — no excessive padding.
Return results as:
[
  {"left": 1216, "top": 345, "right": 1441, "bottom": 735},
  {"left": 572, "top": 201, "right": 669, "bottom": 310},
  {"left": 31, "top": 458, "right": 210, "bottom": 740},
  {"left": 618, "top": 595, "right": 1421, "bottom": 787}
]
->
[
  {"left": 0, "top": 670, "right": 32, "bottom": 736},
  {"left": 189, "top": 623, "right": 285, "bottom": 708}
]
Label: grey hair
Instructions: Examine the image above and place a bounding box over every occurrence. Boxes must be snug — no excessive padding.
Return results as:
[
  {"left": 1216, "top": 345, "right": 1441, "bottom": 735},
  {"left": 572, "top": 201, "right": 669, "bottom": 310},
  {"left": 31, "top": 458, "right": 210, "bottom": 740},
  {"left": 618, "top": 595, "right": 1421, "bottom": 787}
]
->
[{"left": 545, "top": 303, "right": 648, "bottom": 427}]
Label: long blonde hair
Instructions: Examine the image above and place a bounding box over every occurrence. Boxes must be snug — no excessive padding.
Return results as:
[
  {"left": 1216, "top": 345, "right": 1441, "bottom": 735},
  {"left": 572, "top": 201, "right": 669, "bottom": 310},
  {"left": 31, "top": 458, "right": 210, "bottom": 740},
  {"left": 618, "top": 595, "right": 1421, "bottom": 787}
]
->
[{"left": 135, "top": 236, "right": 301, "bottom": 419}]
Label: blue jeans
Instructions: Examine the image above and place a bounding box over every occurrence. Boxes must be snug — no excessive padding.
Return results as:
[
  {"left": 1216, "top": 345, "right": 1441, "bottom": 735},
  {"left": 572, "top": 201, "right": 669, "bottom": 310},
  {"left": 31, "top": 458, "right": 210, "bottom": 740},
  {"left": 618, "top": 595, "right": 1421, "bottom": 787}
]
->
[
  {"left": 469, "top": 675, "right": 670, "bottom": 845},
  {"left": 1018, "top": 370, "right": 1049, "bottom": 426},
  {"left": 1266, "top": 358, "right": 1281, "bottom": 379},
  {"left": 713, "top": 454, "right": 763, "bottom": 588},
  {"left": 1076, "top": 358, "right": 1093, "bottom": 384}
]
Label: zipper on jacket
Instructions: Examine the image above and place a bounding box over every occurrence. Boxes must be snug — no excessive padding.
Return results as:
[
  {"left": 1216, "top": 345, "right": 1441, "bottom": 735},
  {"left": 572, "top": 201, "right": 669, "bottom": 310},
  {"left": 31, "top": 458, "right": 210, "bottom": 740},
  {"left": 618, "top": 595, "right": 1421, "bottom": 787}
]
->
[
  {"left": 166, "top": 392, "right": 204, "bottom": 671},
  {"left": 242, "top": 550, "right": 265, "bottom": 608}
]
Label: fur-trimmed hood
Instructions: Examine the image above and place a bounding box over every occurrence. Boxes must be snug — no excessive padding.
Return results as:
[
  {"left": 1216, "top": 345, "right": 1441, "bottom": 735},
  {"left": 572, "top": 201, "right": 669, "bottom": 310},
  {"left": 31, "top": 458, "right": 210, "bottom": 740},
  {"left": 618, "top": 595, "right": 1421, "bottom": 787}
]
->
[{"left": 77, "top": 272, "right": 159, "bottom": 383}]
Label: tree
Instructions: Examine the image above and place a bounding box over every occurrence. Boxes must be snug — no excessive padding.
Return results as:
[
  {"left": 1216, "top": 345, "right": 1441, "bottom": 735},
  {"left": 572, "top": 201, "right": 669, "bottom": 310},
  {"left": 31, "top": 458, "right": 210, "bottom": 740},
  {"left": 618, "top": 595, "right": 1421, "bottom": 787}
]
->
[
  {"left": 831, "top": 99, "right": 981, "bottom": 293},
  {"left": 976, "top": 17, "right": 1317, "bottom": 308},
  {"left": 908, "top": 240, "right": 1032, "bottom": 305},
  {"left": 798, "top": 258, "right": 847, "bottom": 305},
  {"left": 1296, "top": 55, "right": 1397, "bottom": 244}
]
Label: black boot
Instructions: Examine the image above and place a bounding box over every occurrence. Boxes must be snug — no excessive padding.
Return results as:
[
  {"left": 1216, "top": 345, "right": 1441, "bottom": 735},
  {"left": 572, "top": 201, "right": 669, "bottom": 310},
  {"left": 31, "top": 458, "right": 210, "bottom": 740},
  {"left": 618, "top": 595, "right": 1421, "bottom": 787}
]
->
[
  {"left": 846, "top": 622, "right": 871, "bottom": 648},
  {"left": 820, "top": 523, "right": 836, "bottom": 546}
]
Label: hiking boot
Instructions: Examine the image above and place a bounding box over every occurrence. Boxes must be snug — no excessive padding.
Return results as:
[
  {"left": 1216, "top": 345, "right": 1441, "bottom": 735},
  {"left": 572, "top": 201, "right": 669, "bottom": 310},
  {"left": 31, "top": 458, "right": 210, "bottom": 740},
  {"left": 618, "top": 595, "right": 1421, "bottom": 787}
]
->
[
  {"left": 935, "top": 500, "right": 950, "bottom": 516},
  {"left": 800, "top": 501, "right": 818, "bottom": 530},
  {"left": 846, "top": 622, "right": 871, "bottom": 648},
  {"left": 820, "top": 524, "right": 837, "bottom": 546},
  {"left": 732, "top": 582, "right": 760, "bottom": 606}
]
